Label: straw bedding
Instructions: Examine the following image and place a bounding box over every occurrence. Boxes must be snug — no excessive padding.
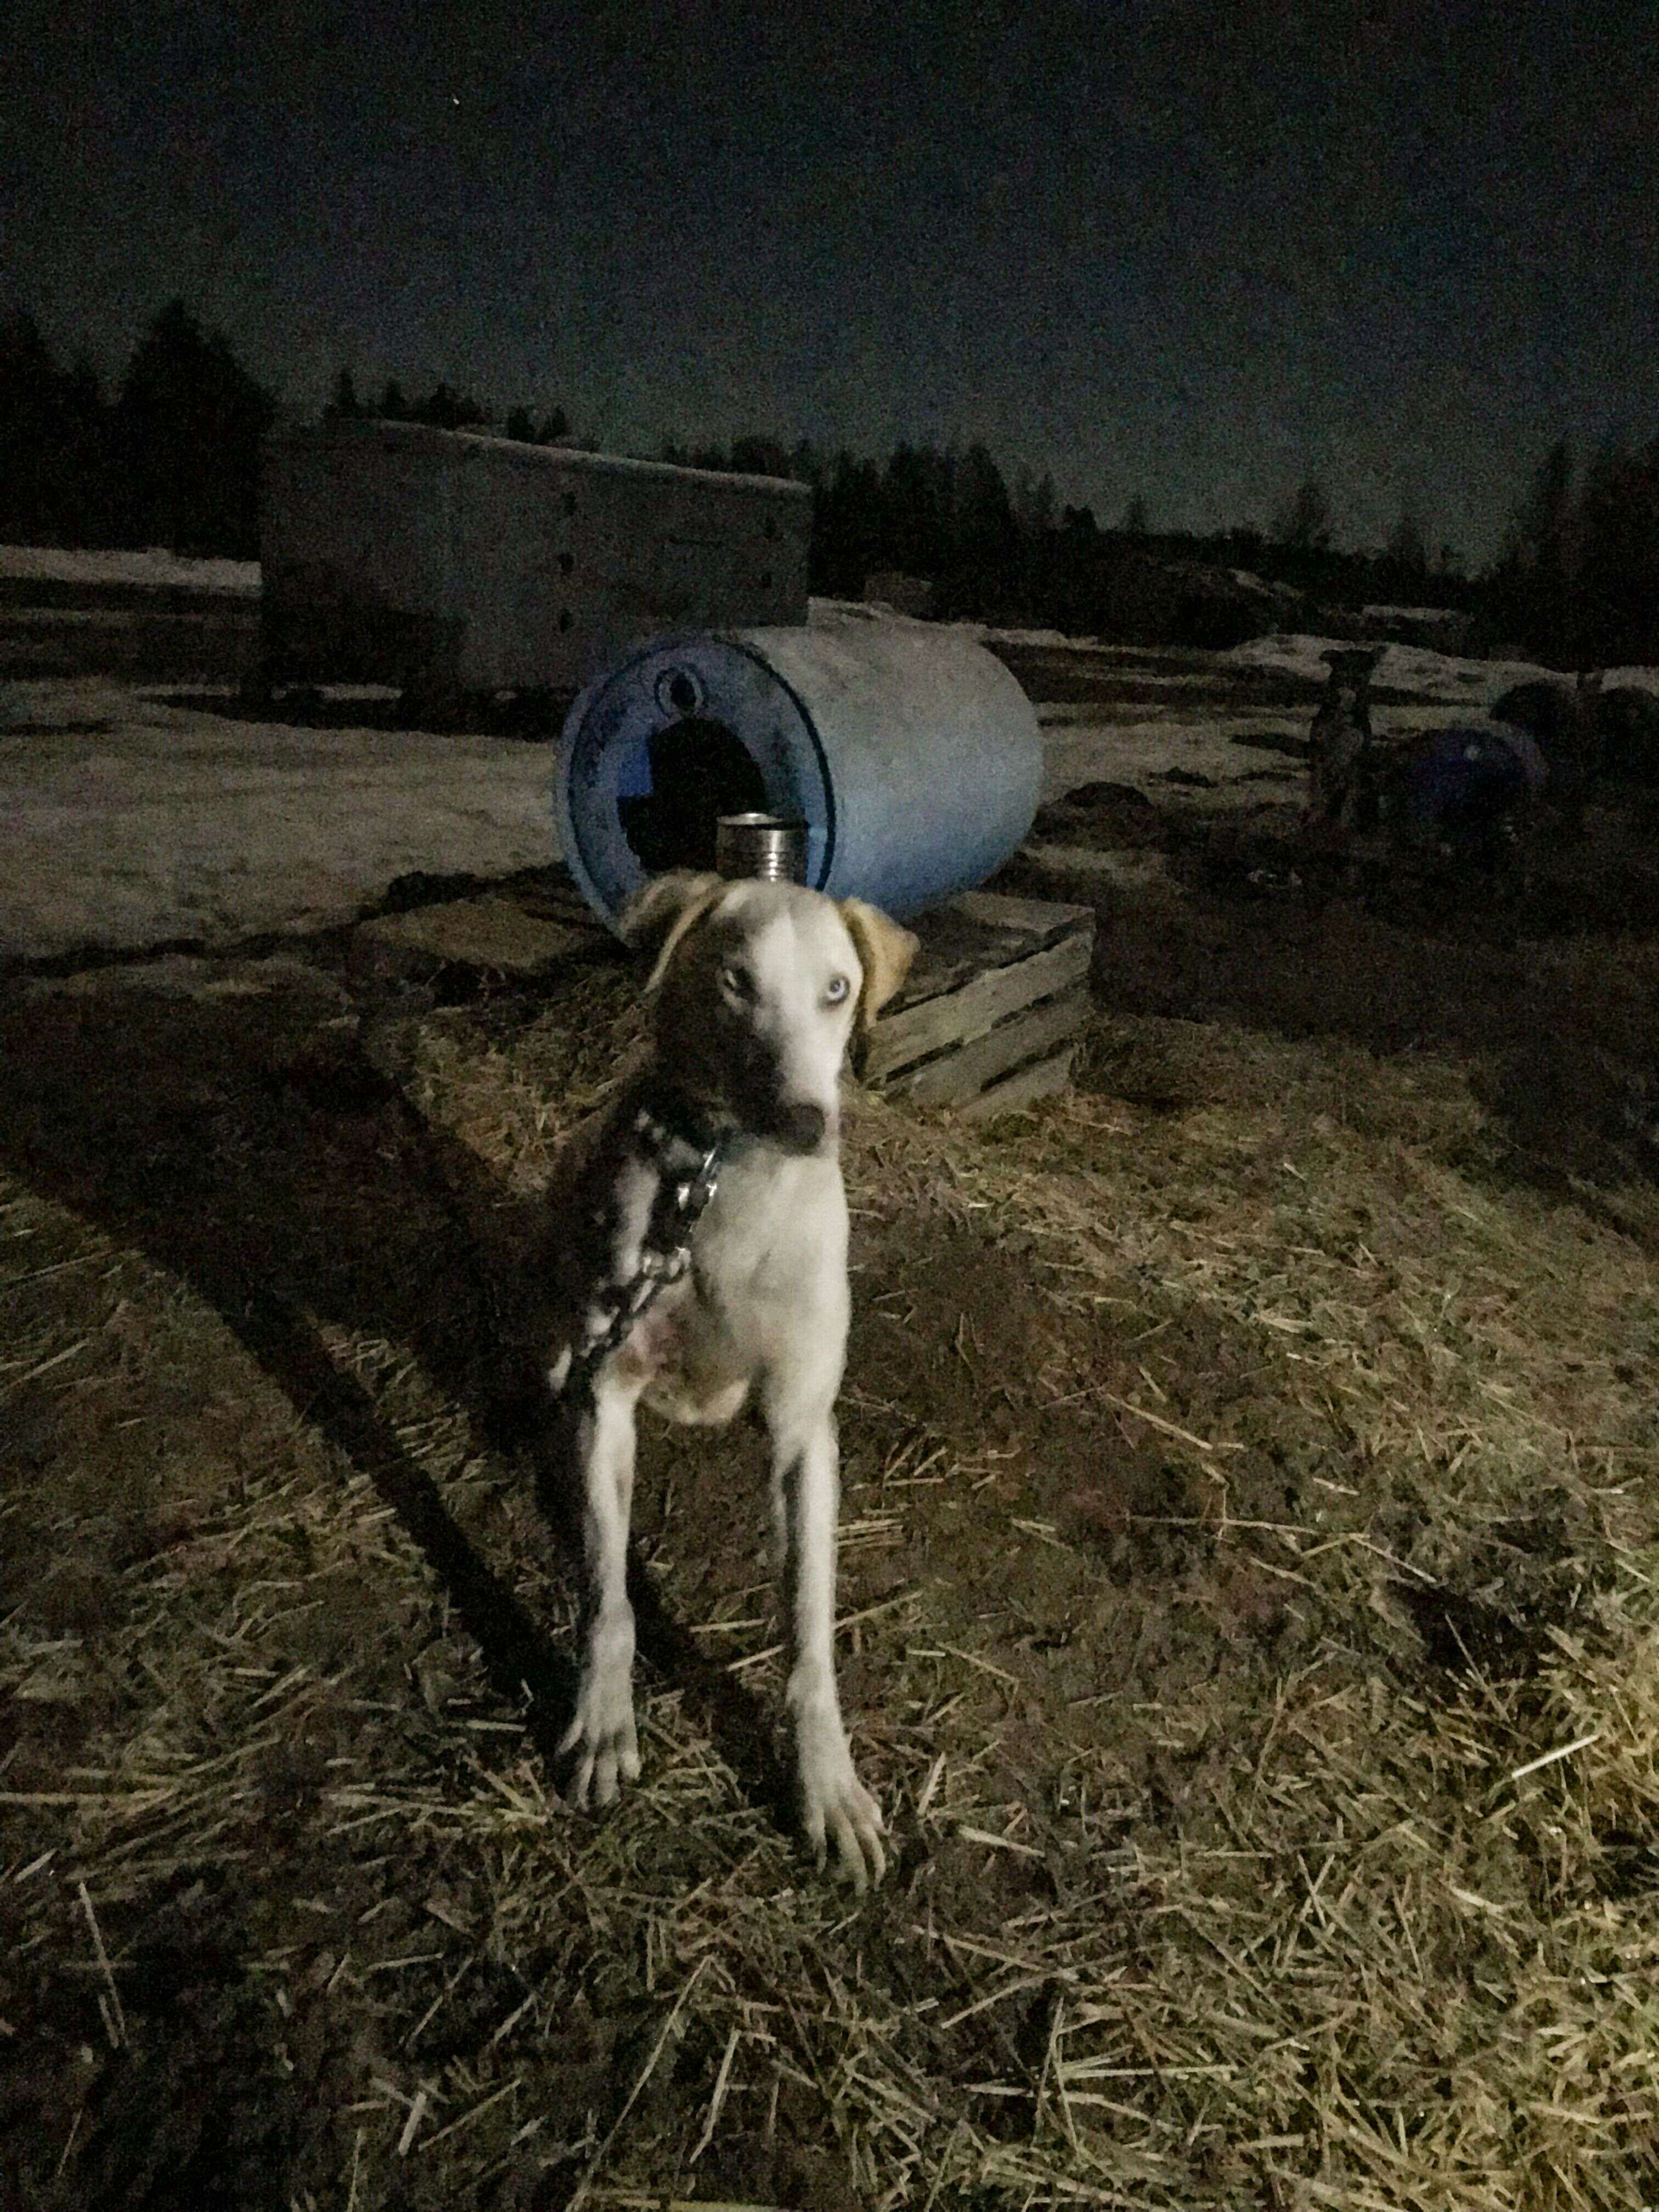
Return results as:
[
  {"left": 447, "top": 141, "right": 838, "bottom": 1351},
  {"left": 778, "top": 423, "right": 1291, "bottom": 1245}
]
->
[{"left": 2, "top": 955, "right": 1656, "bottom": 2209}]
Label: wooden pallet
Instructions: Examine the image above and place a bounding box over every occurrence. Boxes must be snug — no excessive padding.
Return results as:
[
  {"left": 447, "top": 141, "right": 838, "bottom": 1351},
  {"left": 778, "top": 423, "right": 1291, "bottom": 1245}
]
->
[
  {"left": 347, "top": 871, "right": 1095, "bottom": 1119},
  {"left": 861, "top": 890, "right": 1094, "bottom": 1118}
]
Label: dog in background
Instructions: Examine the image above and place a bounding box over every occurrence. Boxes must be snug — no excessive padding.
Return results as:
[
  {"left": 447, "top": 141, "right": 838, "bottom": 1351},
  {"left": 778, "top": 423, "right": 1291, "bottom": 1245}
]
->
[
  {"left": 538, "top": 871, "right": 918, "bottom": 1889},
  {"left": 1305, "top": 646, "right": 1385, "bottom": 846}
]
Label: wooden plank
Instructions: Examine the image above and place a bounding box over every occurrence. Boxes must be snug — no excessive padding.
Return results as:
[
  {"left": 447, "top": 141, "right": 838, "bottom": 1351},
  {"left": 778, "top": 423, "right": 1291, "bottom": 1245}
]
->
[
  {"left": 864, "top": 925, "right": 1094, "bottom": 1081},
  {"left": 883, "top": 893, "right": 1093, "bottom": 1013},
  {"left": 947, "top": 889, "right": 1094, "bottom": 941},
  {"left": 885, "top": 909, "right": 1045, "bottom": 1006},
  {"left": 877, "top": 989, "right": 1087, "bottom": 1105},
  {"left": 955, "top": 1044, "right": 1077, "bottom": 1122}
]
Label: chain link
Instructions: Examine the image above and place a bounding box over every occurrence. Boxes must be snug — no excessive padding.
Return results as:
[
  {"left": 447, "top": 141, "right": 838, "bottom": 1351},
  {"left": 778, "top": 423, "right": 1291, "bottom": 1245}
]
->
[{"left": 558, "top": 1108, "right": 725, "bottom": 1398}]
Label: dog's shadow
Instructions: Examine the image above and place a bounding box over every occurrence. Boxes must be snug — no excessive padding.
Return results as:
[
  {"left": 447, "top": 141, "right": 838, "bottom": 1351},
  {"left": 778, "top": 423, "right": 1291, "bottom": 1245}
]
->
[{"left": 0, "top": 973, "right": 791, "bottom": 1826}]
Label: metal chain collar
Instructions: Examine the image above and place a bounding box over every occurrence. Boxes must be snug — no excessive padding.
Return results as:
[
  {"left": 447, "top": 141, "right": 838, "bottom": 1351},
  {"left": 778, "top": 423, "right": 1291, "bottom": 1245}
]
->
[{"left": 560, "top": 1104, "right": 725, "bottom": 1396}]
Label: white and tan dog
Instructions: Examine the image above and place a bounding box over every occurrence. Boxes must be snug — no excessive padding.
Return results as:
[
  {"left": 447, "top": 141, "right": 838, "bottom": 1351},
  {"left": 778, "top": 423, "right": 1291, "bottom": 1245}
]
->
[{"left": 540, "top": 871, "right": 918, "bottom": 1889}]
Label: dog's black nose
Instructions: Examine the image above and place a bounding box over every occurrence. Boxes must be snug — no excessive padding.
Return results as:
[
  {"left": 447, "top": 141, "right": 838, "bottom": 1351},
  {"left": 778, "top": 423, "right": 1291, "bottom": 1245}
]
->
[{"left": 775, "top": 1101, "right": 827, "bottom": 1153}]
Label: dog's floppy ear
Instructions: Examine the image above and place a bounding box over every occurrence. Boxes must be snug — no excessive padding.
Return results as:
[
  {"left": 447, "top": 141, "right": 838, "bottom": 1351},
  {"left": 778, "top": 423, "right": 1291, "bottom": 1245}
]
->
[
  {"left": 619, "top": 870, "right": 728, "bottom": 993},
  {"left": 839, "top": 899, "right": 919, "bottom": 1032}
]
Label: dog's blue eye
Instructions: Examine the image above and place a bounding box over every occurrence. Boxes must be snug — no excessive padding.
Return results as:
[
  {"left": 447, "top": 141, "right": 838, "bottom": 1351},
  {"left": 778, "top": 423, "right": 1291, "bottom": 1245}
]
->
[{"left": 825, "top": 974, "right": 850, "bottom": 1005}]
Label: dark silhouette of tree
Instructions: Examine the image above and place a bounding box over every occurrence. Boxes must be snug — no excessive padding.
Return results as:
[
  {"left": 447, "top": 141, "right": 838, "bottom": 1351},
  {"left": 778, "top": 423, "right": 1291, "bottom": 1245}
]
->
[
  {"left": 1021, "top": 502, "right": 1086, "bottom": 629},
  {"left": 657, "top": 439, "right": 731, "bottom": 471},
  {"left": 1487, "top": 440, "right": 1577, "bottom": 660},
  {"left": 945, "top": 442, "right": 1019, "bottom": 614},
  {"left": 1012, "top": 467, "right": 1058, "bottom": 536},
  {"left": 408, "top": 381, "right": 488, "bottom": 431},
  {"left": 656, "top": 434, "right": 794, "bottom": 478},
  {"left": 378, "top": 380, "right": 409, "bottom": 420},
  {"left": 1009, "top": 470, "right": 1059, "bottom": 608},
  {"left": 1122, "top": 494, "right": 1150, "bottom": 536},
  {"left": 504, "top": 405, "right": 537, "bottom": 442},
  {"left": 957, "top": 444, "right": 1014, "bottom": 538},
  {"left": 811, "top": 452, "right": 884, "bottom": 595},
  {"left": 0, "top": 310, "right": 111, "bottom": 545},
  {"left": 326, "top": 369, "right": 364, "bottom": 420},
  {"left": 728, "top": 435, "right": 793, "bottom": 478},
  {"left": 1574, "top": 433, "right": 1659, "bottom": 665},
  {"left": 881, "top": 444, "right": 954, "bottom": 579},
  {"left": 1386, "top": 504, "right": 1428, "bottom": 582},
  {"left": 1272, "top": 478, "right": 1335, "bottom": 552},
  {"left": 1511, "top": 439, "right": 1576, "bottom": 580},
  {"left": 112, "top": 300, "right": 275, "bottom": 556}
]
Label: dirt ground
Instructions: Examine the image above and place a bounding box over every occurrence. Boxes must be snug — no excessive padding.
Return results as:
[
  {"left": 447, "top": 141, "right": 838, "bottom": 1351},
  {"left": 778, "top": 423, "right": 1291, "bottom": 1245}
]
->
[
  {"left": 1014, "top": 768, "right": 1659, "bottom": 1203},
  {"left": 3, "top": 651, "right": 1658, "bottom": 2209}
]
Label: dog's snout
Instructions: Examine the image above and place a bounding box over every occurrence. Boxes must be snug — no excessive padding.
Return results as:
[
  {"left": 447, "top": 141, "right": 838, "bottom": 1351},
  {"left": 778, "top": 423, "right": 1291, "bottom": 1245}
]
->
[{"left": 776, "top": 1100, "right": 828, "bottom": 1153}]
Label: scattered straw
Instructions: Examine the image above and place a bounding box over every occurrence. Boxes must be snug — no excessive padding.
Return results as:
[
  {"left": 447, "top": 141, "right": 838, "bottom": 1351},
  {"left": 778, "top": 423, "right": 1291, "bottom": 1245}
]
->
[
  {"left": 3, "top": 978, "right": 1657, "bottom": 2209},
  {"left": 569, "top": 1959, "right": 712, "bottom": 2208},
  {"left": 73, "top": 1880, "right": 126, "bottom": 2049},
  {"left": 1507, "top": 1730, "right": 1604, "bottom": 1785}
]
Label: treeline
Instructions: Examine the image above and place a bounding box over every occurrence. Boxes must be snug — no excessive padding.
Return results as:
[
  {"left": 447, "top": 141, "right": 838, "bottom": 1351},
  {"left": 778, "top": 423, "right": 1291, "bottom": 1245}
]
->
[
  {"left": 1484, "top": 437, "right": 1659, "bottom": 668},
  {"left": 323, "top": 368, "right": 571, "bottom": 449},
  {"left": 0, "top": 301, "right": 274, "bottom": 558},
  {"left": 0, "top": 303, "right": 574, "bottom": 561},
  {"left": 5, "top": 299, "right": 1658, "bottom": 665},
  {"left": 661, "top": 438, "right": 1467, "bottom": 643}
]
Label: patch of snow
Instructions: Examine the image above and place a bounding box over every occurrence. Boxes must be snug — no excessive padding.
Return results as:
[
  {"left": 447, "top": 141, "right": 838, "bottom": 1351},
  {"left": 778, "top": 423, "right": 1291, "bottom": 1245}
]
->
[
  {"left": 0, "top": 680, "right": 558, "bottom": 962},
  {"left": 0, "top": 544, "right": 262, "bottom": 596},
  {"left": 1225, "top": 631, "right": 1557, "bottom": 706},
  {"left": 1230, "top": 571, "right": 1305, "bottom": 602},
  {"left": 1361, "top": 605, "right": 1464, "bottom": 624},
  {"left": 1022, "top": 843, "right": 1176, "bottom": 892},
  {"left": 1040, "top": 716, "right": 1304, "bottom": 806},
  {"left": 976, "top": 623, "right": 1092, "bottom": 651}
]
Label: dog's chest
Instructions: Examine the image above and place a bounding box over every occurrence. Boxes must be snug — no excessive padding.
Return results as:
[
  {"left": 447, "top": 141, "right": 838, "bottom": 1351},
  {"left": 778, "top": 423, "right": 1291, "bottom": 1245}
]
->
[
  {"left": 694, "top": 1151, "right": 845, "bottom": 1309},
  {"left": 602, "top": 1146, "right": 848, "bottom": 1421}
]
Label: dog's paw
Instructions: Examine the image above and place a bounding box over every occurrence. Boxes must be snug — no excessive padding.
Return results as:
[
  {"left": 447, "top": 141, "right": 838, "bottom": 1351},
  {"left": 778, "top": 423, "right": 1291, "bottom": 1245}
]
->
[
  {"left": 558, "top": 1683, "right": 640, "bottom": 1809},
  {"left": 795, "top": 1723, "right": 887, "bottom": 1894},
  {"left": 558, "top": 1638, "right": 641, "bottom": 1810}
]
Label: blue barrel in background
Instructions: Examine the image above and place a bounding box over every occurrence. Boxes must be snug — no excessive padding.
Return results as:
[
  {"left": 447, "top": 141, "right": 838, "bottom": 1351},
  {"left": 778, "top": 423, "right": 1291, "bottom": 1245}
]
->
[
  {"left": 555, "top": 607, "right": 1044, "bottom": 931},
  {"left": 1396, "top": 725, "right": 1548, "bottom": 843}
]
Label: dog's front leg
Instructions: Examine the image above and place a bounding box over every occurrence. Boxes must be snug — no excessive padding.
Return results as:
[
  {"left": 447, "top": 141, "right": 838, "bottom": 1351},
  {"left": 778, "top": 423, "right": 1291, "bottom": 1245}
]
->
[
  {"left": 766, "top": 1391, "right": 886, "bottom": 1891},
  {"left": 558, "top": 1375, "right": 643, "bottom": 1807}
]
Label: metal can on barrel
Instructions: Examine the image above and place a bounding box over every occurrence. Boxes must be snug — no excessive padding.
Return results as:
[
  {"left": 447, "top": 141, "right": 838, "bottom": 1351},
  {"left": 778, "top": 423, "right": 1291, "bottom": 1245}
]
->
[{"left": 714, "top": 812, "right": 809, "bottom": 883}]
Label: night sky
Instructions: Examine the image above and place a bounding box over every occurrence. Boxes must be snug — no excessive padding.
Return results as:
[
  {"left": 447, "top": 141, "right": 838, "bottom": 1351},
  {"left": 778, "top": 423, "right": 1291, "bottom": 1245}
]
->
[{"left": 8, "top": 0, "right": 1657, "bottom": 562}]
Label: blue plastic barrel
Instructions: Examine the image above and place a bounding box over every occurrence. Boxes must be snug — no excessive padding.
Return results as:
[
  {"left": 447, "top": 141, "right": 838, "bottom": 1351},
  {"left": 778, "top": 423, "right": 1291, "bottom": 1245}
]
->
[
  {"left": 555, "top": 607, "right": 1043, "bottom": 930},
  {"left": 1397, "top": 725, "right": 1548, "bottom": 839}
]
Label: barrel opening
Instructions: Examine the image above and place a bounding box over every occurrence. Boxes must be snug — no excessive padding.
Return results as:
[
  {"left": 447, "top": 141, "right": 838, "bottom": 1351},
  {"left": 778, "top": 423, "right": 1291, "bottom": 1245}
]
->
[{"left": 616, "top": 716, "right": 768, "bottom": 874}]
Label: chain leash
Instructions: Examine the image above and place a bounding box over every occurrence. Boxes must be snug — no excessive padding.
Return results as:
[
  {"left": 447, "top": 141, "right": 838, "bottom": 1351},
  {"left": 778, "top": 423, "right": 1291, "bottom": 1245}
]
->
[{"left": 558, "top": 1105, "right": 725, "bottom": 1398}]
